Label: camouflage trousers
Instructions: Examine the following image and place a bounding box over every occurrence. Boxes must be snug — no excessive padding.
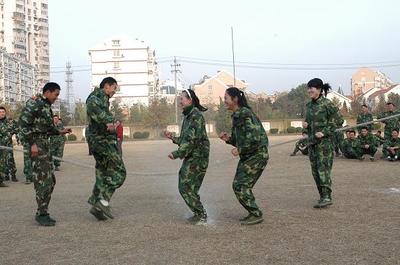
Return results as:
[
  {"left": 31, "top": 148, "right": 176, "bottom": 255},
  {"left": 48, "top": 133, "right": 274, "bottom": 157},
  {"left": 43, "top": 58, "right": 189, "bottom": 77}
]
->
[
  {"left": 50, "top": 142, "right": 65, "bottom": 167},
  {"left": 88, "top": 137, "right": 126, "bottom": 204},
  {"left": 178, "top": 156, "right": 209, "bottom": 217},
  {"left": 233, "top": 147, "right": 269, "bottom": 217},
  {"left": 343, "top": 149, "right": 361, "bottom": 159},
  {"left": 32, "top": 138, "right": 56, "bottom": 215},
  {"left": 309, "top": 139, "right": 334, "bottom": 198},
  {"left": 382, "top": 147, "right": 400, "bottom": 158},
  {"left": 0, "top": 149, "right": 5, "bottom": 182},
  {"left": 333, "top": 132, "right": 344, "bottom": 154},
  {"left": 5, "top": 146, "right": 17, "bottom": 178},
  {"left": 293, "top": 143, "right": 308, "bottom": 155},
  {"left": 360, "top": 146, "right": 377, "bottom": 156},
  {"left": 22, "top": 143, "right": 33, "bottom": 181}
]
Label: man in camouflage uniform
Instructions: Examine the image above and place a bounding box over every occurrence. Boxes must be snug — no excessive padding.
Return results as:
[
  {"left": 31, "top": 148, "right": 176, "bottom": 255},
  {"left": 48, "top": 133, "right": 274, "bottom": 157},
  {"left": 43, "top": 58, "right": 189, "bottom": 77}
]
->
[
  {"left": 0, "top": 108, "right": 18, "bottom": 182},
  {"left": 374, "top": 130, "right": 385, "bottom": 147},
  {"left": 49, "top": 115, "right": 66, "bottom": 171},
  {"left": 86, "top": 77, "right": 126, "bottom": 220},
  {"left": 0, "top": 107, "right": 10, "bottom": 187},
  {"left": 290, "top": 131, "right": 309, "bottom": 156},
  {"left": 377, "top": 103, "right": 399, "bottom": 140},
  {"left": 357, "top": 127, "right": 377, "bottom": 161},
  {"left": 332, "top": 107, "right": 345, "bottom": 157},
  {"left": 342, "top": 129, "right": 362, "bottom": 159},
  {"left": 382, "top": 129, "right": 400, "bottom": 161},
  {"left": 356, "top": 104, "right": 374, "bottom": 133},
  {"left": 19, "top": 82, "right": 71, "bottom": 226}
]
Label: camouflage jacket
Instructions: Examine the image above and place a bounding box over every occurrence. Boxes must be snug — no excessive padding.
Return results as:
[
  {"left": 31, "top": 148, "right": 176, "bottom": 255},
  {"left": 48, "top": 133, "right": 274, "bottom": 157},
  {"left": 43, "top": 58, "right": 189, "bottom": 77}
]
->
[
  {"left": 377, "top": 111, "right": 399, "bottom": 132},
  {"left": 226, "top": 107, "right": 269, "bottom": 157},
  {"left": 356, "top": 113, "right": 374, "bottom": 131},
  {"left": 86, "top": 88, "right": 115, "bottom": 139},
  {"left": 50, "top": 122, "right": 66, "bottom": 145},
  {"left": 383, "top": 137, "right": 400, "bottom": 150},
  {"left": 19, "top": 94, "right": 60, "bottom": 146},
  {"left": 171, "top": 105, "right": 210, "bottom": 159},
  {"left": 342, "top": 138, "right": 361, "bottom": 154},
  {"left": 305, "top": 96, "right": 338, "bottom": 145},
  {"left": 374, "top": 134, "right": 385, "bottom": 146},
  {"left": 296, "top": 137, "right": 308, "bottom": 148},
  {"left": 0, "top": 118, "right": 18, "bottom": 146},
  {"left": 357, "top": 133, "right": 376, "bottom": 147}
]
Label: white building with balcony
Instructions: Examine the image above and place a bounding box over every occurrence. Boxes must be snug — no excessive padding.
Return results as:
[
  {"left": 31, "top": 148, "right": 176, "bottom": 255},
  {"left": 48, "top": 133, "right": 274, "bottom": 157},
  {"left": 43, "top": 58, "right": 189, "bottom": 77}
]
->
[
  {"left": 89, "top": 36, "right": 159, "bottom": 106},
  {"left": 0, "top": 49, "right": 35, "bottom": 105}
]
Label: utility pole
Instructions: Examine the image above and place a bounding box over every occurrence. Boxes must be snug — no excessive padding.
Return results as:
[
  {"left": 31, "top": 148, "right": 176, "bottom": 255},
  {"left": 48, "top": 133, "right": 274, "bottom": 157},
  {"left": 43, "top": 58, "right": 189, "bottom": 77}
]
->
[
  {"left": 171, "top": 56, "right": 181, "bottom": 125},
  {"left": 231, "top": 26, "right": 236, "bottom": 87},
  {"left": 65, "top": 61, "right": 75, "bottom": 114}
]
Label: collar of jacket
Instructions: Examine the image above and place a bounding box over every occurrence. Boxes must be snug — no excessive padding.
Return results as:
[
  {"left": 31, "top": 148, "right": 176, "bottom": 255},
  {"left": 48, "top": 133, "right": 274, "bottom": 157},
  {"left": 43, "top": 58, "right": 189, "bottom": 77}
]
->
[
  {"left": 39, "top": 94, "right": 52, "bottom": 106},
  {"left": 98, "top": 88, "right": 110, "bottom": 99},
  {"left": 0, "top": 117, "right": 6, "bottom": 122},
  {"left": 182, "top": 104, "right": 195, "bottom": 116},
  {"left": 231, "top": 107, "right": 246, "bottom": 119},
  {"left": 311, "top": 95, "right": 324, "bottom": 103}
]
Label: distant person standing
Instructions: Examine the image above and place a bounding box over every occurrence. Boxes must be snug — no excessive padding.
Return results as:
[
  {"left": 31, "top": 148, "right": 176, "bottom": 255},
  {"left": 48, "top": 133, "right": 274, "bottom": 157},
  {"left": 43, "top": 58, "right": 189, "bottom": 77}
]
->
[
  {"left": 377, "top": 103, "right": 399, "bottom": 139},
  {"left": 356, "top": 105, "right": 374, "bottom": 133},
  {"left": 115, "top": 120, "right": 123, "bottom": 156}
]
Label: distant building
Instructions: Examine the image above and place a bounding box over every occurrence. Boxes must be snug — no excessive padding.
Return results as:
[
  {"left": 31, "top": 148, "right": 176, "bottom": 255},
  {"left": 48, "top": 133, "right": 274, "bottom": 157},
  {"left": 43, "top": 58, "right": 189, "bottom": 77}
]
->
[
  {"left": 326, "top": 90, "right": 352, "bottom": 109},
  {"left": 0, "top": 49, "right": 35, "bottom": 105},
  {"left": 367, "top": 84, "right": 400, "bottom": 107},
  {"left": 192, "top": 70, "right": 248, "bottom": 106},
  {"left": 159, "top": 79, "right": 184, "bottom": 104},
  {"left": 351, "top": 68, "right": 394, "bottom": 98},
  {"left": 0, "top": 0, "right": 50, "bottom": 88},
  {"left": 89, "top": 35, "right": 159, "bottom": 106}
]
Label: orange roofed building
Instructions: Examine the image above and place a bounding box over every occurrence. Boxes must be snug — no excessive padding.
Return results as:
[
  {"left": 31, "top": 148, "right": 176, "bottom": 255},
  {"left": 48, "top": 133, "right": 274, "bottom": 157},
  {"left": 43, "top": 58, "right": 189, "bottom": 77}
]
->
[{"left": 192, "top": 70, "right": 248, "bottom": 106}]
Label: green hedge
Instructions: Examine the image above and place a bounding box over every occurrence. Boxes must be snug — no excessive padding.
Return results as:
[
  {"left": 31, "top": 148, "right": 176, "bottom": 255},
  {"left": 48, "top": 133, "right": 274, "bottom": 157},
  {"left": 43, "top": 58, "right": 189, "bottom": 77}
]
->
[
  {"left": 67, "top": 134, "right": 77, "bottom": 141},
  {"left": 133, "top": 131, "right": 150, "bottom": 139},
  {"left": 287, "top": 126, "right": 296, "bottom": 133},
  {"left": 296, "top": 127, "right": 303, "bottom": 133},
  {"left": 270, "top": 128, "right": 279, "bottom": 134}
]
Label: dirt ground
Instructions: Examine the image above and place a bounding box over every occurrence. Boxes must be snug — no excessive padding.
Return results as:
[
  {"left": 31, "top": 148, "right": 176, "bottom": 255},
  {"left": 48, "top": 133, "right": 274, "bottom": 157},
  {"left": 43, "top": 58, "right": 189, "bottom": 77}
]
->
[{"left": 0, "top": 136, "right": 399, "bottom": 265}]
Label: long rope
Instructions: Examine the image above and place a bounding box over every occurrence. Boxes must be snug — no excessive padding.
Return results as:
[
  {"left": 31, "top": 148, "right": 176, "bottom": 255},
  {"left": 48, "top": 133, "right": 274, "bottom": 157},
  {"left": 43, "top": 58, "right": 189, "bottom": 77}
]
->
[{"left": 0, "top": 112, "right": 399, "bottom": 176}]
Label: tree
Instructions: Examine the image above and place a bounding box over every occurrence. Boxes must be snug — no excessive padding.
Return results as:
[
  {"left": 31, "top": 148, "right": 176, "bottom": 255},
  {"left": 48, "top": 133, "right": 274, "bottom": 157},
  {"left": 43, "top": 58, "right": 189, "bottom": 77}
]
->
[
  {"left": 287, "top": 83, "right": 309, "bottom": 118},
  {"left": 331, "top": 97, "right": 341, "bottom": 110},
  {"left": 73, "top": 102, "right": 86, "bottom": 125},
  {"left": 110, "top": 100, "right": 126, "bottom": 122},
  {"left": 387, "top": 93, "right": 400, "bottom": 108},
  {"left": 59, "top": 102, "right": 72, "bottom": 125},
  {"left": 144, "top": 98, "right": 173, "bottom": 129},
  {"left": 350, "top": 96, "right": 364, "bottom": 117},
  {"left": 129, "top": 103, "right": 148, "bottom": 124},
  {"left": 341, "top": 101, "right": 349, "bottom": 116},
  {"left": 373, "top": 94, "right": 387, "bottom": 115},
  {"left": 215, "top": 98, "right": 231, "bottom": 134}
]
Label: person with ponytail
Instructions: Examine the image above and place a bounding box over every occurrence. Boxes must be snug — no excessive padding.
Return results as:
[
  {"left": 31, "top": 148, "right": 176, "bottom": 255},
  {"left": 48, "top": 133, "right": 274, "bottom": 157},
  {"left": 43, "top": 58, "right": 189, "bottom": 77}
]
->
[
  {"left": 164, "top": 89, "right": 210, "bottom": 225},
  {"left": 219, "top": 87, "right": 269, "bottom": 225},
  {"left": 303, "top": 78, "right": 340, "bottom": 208}
]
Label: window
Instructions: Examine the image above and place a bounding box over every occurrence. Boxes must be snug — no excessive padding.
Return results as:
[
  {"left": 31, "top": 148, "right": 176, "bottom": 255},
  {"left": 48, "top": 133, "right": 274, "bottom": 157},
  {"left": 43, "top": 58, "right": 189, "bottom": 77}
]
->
[
  {"left": 113, "top": 49, "right": 120, "bottom": 57},
  {"left": 112, "top": 40, "right": 120, "bottom": 46},
  {"left": 113, "top": 62, "right": 120, "bottom": 69}
]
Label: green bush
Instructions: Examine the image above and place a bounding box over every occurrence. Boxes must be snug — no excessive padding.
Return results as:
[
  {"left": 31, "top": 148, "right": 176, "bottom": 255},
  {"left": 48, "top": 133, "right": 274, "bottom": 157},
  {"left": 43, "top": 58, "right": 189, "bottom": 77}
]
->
[
  {"left": 295, "top": 127, "right": 303, "bottom": 133},
  {"left": 270, "top": 128, "right": 279, "bottom": 134},
  {"left": 67, "top": 134, "right": 77, "bottom": 141},
  {"left": 372, "top": 123, "right": 381, "bottom": 130},
  {"left": 133, "top": 131, "right": 150, "bottom": 139},
  {"left": 286, "top": 126, "right": 296, "bottom": 133}
]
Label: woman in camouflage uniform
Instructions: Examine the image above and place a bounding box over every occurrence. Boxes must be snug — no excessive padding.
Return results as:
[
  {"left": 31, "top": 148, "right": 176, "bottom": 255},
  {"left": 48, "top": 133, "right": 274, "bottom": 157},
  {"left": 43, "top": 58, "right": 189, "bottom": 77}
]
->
[
  {"left": 165, "top": 89, "right": 210, "bottom": 225},
  {"left": 303, "top": 78, "right": 338, "bottom": 209},
  {"left": 220, "top": 87, "right": 269, "bottom": 225}
]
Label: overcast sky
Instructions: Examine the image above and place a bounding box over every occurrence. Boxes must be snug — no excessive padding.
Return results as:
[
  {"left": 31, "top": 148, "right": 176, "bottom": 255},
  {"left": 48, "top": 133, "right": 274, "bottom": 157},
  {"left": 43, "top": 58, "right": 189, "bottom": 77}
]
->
[{"left": 49, "top": 0, "right": 400, "bottom": 101}]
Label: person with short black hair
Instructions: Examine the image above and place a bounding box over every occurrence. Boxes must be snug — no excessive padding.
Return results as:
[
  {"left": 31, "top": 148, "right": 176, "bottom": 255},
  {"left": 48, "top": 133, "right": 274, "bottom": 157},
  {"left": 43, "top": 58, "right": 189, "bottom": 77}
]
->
[
  {"left": 86, "top": 77, "right": 126, "bottom": 220},
  {"left": 0, "top": 107, "right": 19, "bottom": 184},
  {"left": 357, "top": 127, "right": 377, "bottom": 161},
  {"left": 383, "top": 128, "right": 400, "bottom": 161},
  {"left": 342, "top": 129, "right": 362, "bottom": 159},
  {"left": 356, "top": 104, "right": 374, "bottom": 133},
  {"left": 219, "top": 87, "right": 269, "bottom": 225},
  {"left": 19, "top": 82, "right": 72, "bottom": 226},
  {"left": 377, "top": 102, "right": 399, "bottom": 140},
  {"left": 374, "top": 130, "right": 385, "bottom": 147}
]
